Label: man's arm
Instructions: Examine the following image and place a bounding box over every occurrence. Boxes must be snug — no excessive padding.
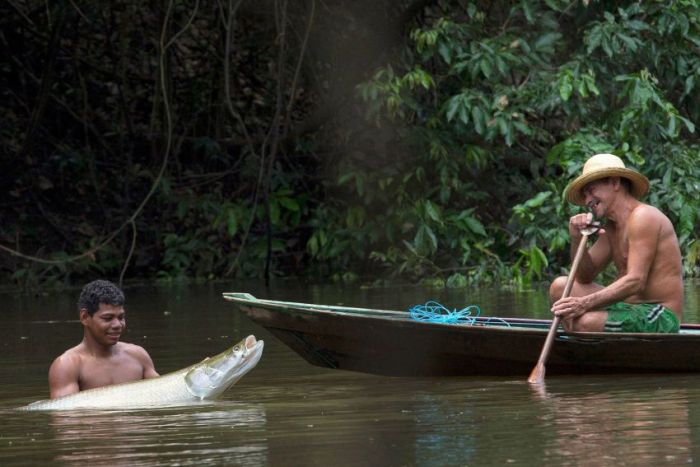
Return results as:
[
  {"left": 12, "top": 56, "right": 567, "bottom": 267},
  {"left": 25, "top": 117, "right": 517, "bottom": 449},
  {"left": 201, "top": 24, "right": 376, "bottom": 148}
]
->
[
  {"left": 568, "top": 213, "right": 611, "bottom": 284},
  {"left": 48, "top": 353, "right": 81, "bottom": 398},
  {"left": 581, "top": 207, "right": 658, "bottom": 310},
  {"left": 575, "top": 234, "right": 611, "bottom": 284},
  {"left": 143, "top": 352, "right": 159, "bottom": 379},
  {"left": 130, "top": 344, "right": 159, "bottom": 379}
]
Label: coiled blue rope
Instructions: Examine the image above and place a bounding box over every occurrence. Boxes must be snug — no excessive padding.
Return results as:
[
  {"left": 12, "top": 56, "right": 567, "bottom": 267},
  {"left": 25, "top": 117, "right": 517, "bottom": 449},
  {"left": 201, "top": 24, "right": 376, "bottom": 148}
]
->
[
  {"left": 409, "top": 300, "right": 511, "bottom": 327},
  {"left": 409, "top": 300, "right": 482, "bottom": 324}
]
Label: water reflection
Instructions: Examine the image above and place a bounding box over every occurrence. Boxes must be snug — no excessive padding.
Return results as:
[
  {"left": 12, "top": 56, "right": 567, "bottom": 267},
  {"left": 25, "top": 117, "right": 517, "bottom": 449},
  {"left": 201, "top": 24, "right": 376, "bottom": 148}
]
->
[
  {"left": 46, "top": 402, "right": 267, "bottom": 466},
  {"left": 533, "top": 381, "right": 693, "bottom": 465},
  {"left": 412, "top": 394, "right": 477, "bottom": 466}
]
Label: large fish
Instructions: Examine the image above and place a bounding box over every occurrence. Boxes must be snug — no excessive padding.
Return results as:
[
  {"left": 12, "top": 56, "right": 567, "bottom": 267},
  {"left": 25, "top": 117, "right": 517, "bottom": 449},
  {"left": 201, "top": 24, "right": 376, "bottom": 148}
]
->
[{"left": 20, "top": 335, "right": 263, "bottom": 411}]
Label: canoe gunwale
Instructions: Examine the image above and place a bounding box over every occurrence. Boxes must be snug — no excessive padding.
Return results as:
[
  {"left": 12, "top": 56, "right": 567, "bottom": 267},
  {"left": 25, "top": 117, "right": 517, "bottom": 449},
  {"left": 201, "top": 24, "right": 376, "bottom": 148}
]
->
[{"left": 222, "top": 292, "right": 700, "bottom": 339}]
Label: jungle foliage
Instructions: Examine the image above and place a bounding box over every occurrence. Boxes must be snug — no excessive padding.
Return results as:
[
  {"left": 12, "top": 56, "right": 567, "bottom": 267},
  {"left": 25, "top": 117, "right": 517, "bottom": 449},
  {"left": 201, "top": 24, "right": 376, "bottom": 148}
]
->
[{"left": 1, "top": 0, "right": 698, "bottom": 289}]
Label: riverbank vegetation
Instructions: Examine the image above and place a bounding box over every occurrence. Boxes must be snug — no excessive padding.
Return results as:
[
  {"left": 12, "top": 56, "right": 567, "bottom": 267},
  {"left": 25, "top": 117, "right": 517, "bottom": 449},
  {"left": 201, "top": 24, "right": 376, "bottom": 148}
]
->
[{"left": 1, "top": 0, "right": 698, "bottom": 289}]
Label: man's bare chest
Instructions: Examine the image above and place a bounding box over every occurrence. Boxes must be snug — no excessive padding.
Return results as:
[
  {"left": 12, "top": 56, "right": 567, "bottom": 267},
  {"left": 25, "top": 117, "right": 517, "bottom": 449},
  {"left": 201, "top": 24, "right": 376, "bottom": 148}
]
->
[
  {"left": 608, "top": 229, "right": 629, "bottom": 273},
  {"left": 79, "top": 356, "right": 143, "bottom": 390}
]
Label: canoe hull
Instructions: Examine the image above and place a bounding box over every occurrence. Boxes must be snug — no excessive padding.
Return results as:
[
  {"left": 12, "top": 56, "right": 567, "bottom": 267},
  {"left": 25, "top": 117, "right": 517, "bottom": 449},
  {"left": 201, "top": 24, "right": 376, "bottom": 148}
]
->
[{"left": 224, "top": 293, "right": 700, "bottom": 377}]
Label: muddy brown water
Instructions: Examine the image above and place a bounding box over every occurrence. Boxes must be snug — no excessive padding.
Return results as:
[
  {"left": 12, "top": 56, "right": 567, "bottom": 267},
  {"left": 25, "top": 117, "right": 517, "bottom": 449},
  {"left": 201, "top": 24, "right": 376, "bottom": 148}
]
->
[{"left": 2, "top": 280, "right": 700, "bottom": 466}]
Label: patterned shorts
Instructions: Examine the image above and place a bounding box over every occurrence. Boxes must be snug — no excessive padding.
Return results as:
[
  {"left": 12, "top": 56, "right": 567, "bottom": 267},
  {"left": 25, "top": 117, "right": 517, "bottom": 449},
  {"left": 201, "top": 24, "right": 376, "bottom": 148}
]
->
[{"left": 604, "top": 302, "right": 680, "bottom": 333}]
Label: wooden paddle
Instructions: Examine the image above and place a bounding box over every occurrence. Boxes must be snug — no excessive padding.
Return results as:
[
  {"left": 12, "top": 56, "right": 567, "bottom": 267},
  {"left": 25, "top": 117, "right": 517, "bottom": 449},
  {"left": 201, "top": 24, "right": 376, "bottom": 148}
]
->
[{"left": 528, "top": 222, "right": 600, "bottom": 384}]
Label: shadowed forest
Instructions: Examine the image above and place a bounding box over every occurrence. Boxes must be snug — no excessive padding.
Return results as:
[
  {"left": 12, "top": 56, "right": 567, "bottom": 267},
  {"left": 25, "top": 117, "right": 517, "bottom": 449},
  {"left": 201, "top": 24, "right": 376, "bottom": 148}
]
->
[{"left": 1, "top": 0, "right": 698, "bottom": 289}]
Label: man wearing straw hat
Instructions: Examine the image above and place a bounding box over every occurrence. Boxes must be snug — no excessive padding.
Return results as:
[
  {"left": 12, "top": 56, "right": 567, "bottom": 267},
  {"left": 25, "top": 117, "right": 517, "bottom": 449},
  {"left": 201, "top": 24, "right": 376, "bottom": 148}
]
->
[{"left": 549, "top": 153, "right": 683, "bottom": 333}]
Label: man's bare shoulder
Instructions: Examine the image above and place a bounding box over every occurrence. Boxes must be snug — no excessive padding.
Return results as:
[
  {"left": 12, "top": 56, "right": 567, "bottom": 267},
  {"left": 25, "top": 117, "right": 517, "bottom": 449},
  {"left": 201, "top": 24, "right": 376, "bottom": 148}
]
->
[
  {"left": 50, "top": 344, "right": 86, "bottom": 369},
  {"left": 629, "top": 204, "right": 673, "bottom": 229},
  {"left": 631, "top": 203, "right": 664, "bottom": 218},
  {"left": 117, "top": 342, "right": 158, "bottom": 377},
  {"left": 118, "top": 341, "right": 150, "bottom": 358},
  {"left": 48, "top": 345, "right": 86, "bottom": 397}
]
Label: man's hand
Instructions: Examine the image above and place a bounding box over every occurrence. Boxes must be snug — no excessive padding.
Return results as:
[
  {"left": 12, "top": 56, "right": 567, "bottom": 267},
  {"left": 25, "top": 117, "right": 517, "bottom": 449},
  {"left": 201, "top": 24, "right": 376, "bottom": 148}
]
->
[
  {"left": 569, "top": 213, "right": 594, "bottom": 237},
  {"left": 551, "top": 296, "right": 589, "bottom": 320},
  {"left": 569, "top": 213, "right": 606, "bottom": 241}
]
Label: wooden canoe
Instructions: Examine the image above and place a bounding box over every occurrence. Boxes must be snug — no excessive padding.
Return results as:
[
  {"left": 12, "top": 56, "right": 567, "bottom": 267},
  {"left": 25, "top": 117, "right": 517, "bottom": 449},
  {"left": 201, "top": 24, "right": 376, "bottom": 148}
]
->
[{"left": 223, "top": 292, "right": 700, "bottom": 377}]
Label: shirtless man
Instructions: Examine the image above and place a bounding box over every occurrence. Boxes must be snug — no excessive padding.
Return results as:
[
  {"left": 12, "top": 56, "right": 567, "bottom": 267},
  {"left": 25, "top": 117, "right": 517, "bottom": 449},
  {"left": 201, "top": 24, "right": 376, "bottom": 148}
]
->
[
  {"left": 549, "top": 153, "right": 683, "bottom": 333},
  {"left": 48, "top": 280, "right": 159, "bottom": 398}
]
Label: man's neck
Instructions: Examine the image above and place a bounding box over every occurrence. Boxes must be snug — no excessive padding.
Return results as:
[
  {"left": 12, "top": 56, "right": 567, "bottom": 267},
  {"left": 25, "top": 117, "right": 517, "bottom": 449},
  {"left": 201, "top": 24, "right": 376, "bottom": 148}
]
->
[
  {"left": 81, "top": 335, "right": 118, "bottom": 358},
  {"left": 605, "top": 195, "right": 640, "bottom": 225}
]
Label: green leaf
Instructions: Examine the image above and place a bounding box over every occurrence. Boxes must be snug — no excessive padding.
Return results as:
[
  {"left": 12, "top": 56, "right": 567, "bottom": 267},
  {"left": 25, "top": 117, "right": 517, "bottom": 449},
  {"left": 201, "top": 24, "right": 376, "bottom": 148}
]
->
[
  {"left": 585, "top": 75, "right": 600, "bottom": 96},
  {"left": 616, "top": 33, "right": 638, "bottom": 51},
  {"left": 601, "top": 36, "right": 614, "bottom": 57},
  {"left": 459, "top": 101, "right": 470, "bottom": 125},
  {"left": 495, "top": 55, "right": 508, "bottom": 76},
  {"left": 414, "top": 225, "right": 438, "bottom": 255},
  {"left": 522, "top": 1, "right": 534, "bottom": 23},
  {"left": 472, "top": 106, "right": 485, "bottom": 134},
  {"left": 525, "top": 191, "right": 552, "bottom": 208},
  {"left": 667, "top": 115, "right": 677, "bottom": 136},
  {"left": 446, "top": 96, "right": 461, "bottom": 122},
  {"left": 338, "top": 173, "right": 354, "bottom": 185},
  {"left": 587, "top": 27, "right": 603, "bottom": 54},
  {"left": 425, "top": 201, "right": 442, "bottom": 223},
  {"left": 278, "top": 197, "right": 300, "bottom": 212},
  {"left": 307, "top": 235, "right": 318, "bottom": 256},
  {"left": 463, "top": 216, "right": 486, "bottom": 236},
  {"left": 479, "top": 59, "right": 492, "bottom": 78},
  {"left": 679, "top": 116, "right": 695, "bottom": 133},
  {"left": 438, "top": 42, "right": 451, "bottom": 64},
  {"left": 534, "top": 32, "right": 562, "bottom": 51},
  {"left": 559, "top": 75, "right": 573, "bottom": 101},
  {"left": 626, "top": 20, "right": 649, "bottom": 31}
]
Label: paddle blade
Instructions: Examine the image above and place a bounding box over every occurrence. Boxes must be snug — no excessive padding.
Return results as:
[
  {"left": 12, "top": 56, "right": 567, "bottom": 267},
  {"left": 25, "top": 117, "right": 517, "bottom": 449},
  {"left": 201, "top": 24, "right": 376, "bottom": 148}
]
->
[{"left": 528, "top": 363, "right": 545, "bottom": 384}]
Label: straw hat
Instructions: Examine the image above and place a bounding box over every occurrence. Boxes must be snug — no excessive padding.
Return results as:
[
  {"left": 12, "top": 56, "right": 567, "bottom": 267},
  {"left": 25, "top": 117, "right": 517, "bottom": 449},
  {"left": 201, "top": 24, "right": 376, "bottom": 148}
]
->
[{"left": 564, "top": 153, "right": 649, "bottom": 205}]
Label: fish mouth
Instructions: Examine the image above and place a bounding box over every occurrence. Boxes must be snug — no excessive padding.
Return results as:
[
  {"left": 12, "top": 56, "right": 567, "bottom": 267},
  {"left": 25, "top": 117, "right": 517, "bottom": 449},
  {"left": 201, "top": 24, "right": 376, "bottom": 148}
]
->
[
  {"left": 241, "top": 335, "right": 264, "bottom": 364},
  {"left": 245, "top": 335, "right": 257, "bottom": 349},
  {"left": 231, "top": 335, "right": 264, "bottom": 382}
]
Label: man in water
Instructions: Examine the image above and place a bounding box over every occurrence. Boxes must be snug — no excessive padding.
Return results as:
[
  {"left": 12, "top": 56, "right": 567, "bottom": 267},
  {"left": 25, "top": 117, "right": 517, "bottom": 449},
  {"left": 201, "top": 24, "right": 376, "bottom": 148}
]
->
[
  {"left": 549, "top": 153, "right": 683, "bottom": 332},
  {"left": 49, "top": 279, "right": 159, "bottom": 398}
]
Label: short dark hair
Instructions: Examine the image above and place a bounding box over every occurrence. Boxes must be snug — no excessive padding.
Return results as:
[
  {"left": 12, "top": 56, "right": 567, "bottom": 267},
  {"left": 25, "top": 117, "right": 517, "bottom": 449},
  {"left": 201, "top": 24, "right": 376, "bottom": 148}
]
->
[
  {"left": 619, "top": 177, "right": 632, "bottom": 192},
  {"left": 78, "top": 280, "right": 125, "bottom": 316}
]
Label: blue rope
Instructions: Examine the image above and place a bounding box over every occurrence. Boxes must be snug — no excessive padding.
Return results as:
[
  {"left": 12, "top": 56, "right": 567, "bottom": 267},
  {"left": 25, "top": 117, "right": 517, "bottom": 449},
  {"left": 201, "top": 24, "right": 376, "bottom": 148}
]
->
[
  {"left": 409, "top": 300, "right": 482, "bottom": 324},
  {"left": 409, "top": 300, "right": 511, "bottom": 327}
]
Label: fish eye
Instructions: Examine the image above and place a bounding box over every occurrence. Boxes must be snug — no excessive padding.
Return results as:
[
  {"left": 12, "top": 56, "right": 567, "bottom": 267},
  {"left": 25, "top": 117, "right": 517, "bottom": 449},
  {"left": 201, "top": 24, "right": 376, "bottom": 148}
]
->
[{"left": 233, "top": 346, "right": 240, "bottom": 352}]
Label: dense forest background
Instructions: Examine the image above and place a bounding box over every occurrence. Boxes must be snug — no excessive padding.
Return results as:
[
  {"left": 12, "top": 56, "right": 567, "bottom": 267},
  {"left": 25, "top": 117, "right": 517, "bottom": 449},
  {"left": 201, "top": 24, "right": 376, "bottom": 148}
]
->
[{"left": 1, "top": 0, "right": 698, "bottom": 290}]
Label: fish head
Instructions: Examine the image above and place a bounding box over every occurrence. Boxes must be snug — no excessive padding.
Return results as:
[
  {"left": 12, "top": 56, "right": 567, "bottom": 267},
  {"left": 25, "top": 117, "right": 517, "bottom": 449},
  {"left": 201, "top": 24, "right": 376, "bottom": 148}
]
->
[{"left": 184, "top": 335, "right": 264, "bottom": 399}]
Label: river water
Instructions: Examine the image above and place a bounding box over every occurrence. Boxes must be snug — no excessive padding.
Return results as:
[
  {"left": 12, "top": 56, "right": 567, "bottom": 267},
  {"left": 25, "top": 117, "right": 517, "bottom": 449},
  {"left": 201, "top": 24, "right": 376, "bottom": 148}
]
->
[{"left": 1, "top": 280, "right": 700, "bottom": 466}]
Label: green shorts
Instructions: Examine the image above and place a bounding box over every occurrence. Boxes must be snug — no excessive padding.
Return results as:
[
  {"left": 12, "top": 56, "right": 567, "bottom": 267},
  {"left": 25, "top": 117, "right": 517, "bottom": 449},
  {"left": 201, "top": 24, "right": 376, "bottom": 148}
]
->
[{"left": 603, "top": 302, "right": 680, "bottom": 333}]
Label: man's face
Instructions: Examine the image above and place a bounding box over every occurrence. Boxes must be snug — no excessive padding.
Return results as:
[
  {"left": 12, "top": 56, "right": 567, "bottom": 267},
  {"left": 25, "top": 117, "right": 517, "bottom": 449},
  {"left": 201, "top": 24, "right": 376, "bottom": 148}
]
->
[
  {"left": 82, "top": 303, "right": 126, "bottom": 346},
  {"left": 582, "top": 177, "right": 614, "bottom": 216}
]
